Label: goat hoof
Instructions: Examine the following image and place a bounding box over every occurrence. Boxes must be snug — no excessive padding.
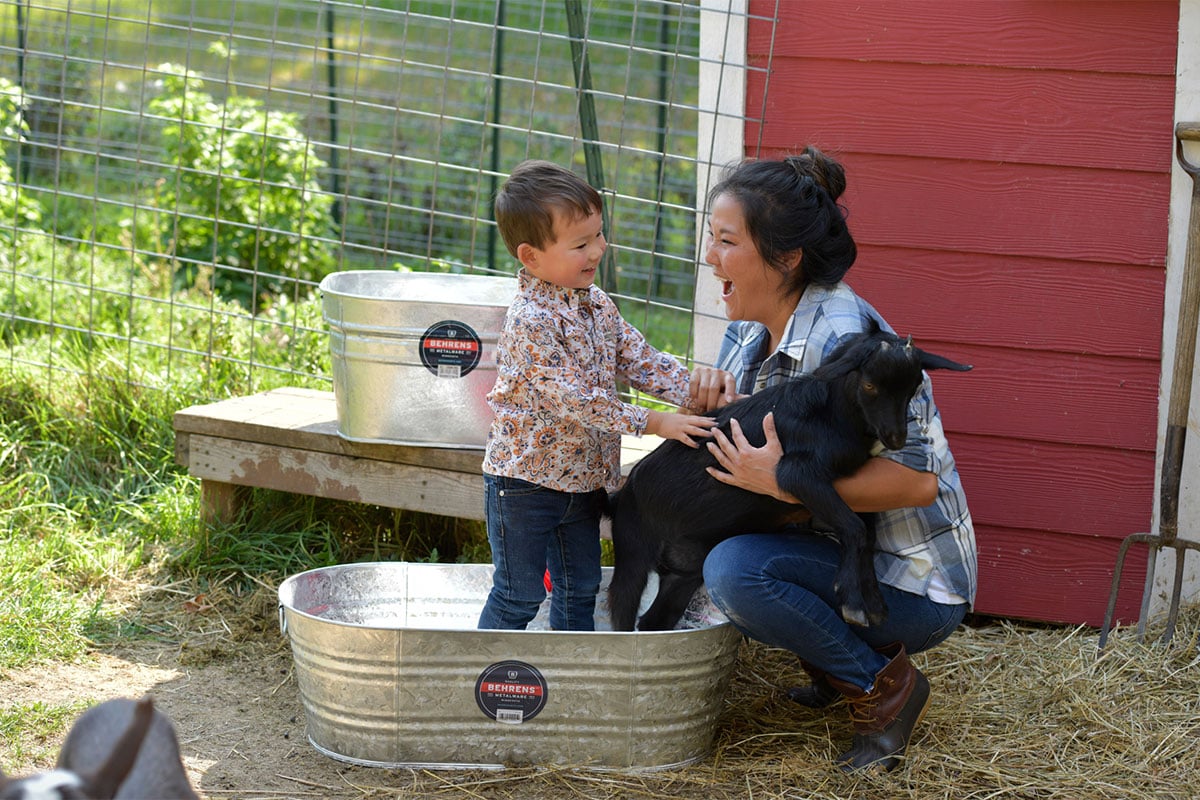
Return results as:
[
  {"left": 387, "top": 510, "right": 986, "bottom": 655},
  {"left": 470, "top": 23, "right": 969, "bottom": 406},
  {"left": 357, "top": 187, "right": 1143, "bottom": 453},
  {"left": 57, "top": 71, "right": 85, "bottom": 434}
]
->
[{"left": 841, "top": 605, "right": 870, "bottom": 627}]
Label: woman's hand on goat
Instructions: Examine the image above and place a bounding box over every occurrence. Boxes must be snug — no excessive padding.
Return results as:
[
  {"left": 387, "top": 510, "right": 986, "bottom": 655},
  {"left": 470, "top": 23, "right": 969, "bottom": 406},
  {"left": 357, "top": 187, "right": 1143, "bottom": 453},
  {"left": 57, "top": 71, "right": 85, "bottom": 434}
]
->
[
  {"left": 645, "top": 409, "right": 719, "bottom": 448},
  {"left": 687, "top": 366, "right": 738, "bottom": 412},
  {"left": 706, "top": 412, "right": 799, "bottom": 502}
]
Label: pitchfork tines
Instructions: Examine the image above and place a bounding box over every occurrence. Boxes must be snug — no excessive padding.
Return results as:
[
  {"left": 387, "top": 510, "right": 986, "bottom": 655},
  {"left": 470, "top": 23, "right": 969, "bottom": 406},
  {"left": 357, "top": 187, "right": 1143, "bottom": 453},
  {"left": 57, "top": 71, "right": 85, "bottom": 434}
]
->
[{"left": 1098, "top": 123, "right": 1200, "bottom": 651}]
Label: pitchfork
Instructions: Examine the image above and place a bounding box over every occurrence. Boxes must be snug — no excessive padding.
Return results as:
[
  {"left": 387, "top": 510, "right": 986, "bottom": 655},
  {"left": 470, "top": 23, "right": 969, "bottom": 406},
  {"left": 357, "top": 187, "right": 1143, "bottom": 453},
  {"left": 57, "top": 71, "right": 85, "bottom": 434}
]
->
[{"left": 1098, "top": 122, "right": 1200, "bottom": 651}]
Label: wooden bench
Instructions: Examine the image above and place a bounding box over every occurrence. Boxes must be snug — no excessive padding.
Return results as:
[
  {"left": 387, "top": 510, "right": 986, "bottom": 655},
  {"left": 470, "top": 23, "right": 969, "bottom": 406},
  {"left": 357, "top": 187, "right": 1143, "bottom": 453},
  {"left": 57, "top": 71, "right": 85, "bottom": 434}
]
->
[{"left": 173, "top": 387, "right": 658, "bottom": 525}]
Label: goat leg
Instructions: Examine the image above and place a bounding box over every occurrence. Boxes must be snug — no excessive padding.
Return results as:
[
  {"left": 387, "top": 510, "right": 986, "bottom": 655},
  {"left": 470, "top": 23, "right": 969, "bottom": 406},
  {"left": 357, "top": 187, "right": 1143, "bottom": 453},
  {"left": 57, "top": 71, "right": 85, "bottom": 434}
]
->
[
  {"left": 801, "top": 487, "right": 886, "bottom": 627},
  {"left": 637, "top": 568, "right": 705, "bottom": 631},
  {"left": 605, "top": 489, "right": 658, "bottom": 632},
  {"left": 636, "top": 536, "right": 710, "bottom": 631},
  {"left": 853, "top": 512, "right": 887, "bottom": 627}
]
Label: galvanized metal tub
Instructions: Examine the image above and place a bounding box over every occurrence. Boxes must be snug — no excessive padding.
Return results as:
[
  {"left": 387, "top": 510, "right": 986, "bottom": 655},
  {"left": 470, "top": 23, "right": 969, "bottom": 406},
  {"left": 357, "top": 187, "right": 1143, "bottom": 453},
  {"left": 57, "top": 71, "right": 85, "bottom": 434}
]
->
[
  {"left": 319, "top": 270, "right": 517, "bottom": 448},
  {"left": 277, "top": 562, "right": 740, "bottom": 771}
]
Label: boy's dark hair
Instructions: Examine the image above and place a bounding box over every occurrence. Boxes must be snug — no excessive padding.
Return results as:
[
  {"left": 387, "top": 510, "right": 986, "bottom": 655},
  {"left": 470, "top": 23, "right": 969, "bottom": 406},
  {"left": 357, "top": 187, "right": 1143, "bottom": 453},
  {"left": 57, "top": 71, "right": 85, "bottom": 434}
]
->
[{"left": 494, "top": 160, "right": 603, "bottom": 258}]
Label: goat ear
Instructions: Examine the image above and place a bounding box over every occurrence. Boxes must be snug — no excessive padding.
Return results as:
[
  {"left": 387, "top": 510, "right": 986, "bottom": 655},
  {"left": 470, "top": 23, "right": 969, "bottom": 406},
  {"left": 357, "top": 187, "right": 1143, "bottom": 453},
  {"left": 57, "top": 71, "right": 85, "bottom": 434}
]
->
[
  {"left": 80, "top": 697, "right": 156, "bottom": 800},
  {"left": 917, "top": 349, "right": 972, "bottom": 372}
]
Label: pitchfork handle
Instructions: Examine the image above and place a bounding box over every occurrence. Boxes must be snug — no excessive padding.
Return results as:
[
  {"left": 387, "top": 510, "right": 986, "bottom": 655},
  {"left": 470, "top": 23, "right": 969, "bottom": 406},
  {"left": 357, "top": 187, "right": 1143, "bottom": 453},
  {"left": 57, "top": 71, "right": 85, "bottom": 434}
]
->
[{"left": 1160, "top": 123, "right": 1200, "bottom": 542}]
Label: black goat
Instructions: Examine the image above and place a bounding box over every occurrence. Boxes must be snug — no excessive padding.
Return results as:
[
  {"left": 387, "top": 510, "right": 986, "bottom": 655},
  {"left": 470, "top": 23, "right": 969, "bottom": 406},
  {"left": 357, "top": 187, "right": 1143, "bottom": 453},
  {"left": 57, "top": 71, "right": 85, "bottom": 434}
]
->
[{"left": 606, "top": 321, "right": 971, "bottom": 632}]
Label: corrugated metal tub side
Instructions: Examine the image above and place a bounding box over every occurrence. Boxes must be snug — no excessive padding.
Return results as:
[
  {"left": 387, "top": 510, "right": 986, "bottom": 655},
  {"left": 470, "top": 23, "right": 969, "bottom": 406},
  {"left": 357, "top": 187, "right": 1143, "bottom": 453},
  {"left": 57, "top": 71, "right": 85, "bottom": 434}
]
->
[{"left": 278, "top": 562, "right": 741, "bottom": 770}]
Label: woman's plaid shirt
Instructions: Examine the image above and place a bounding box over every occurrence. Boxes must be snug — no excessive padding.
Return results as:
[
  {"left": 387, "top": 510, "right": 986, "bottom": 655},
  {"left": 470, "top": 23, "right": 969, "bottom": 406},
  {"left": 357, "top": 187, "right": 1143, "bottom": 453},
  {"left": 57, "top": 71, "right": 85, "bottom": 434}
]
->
[{"left": 715, "top": 281, "right": 977, "bottom": 606}]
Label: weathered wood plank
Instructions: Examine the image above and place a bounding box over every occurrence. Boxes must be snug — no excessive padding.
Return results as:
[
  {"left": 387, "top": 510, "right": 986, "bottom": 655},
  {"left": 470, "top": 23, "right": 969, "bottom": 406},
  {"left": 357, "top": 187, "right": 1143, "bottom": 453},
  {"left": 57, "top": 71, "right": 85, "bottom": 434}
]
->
[
  {"left": 200, "top": 480, "right": 245, "bottom": 526},
  {"left": 185, "top": 433, "right": 488, "bottom": 521},
  {"left": 174, "top": 390, "right": 665, "bottom": 525},
  {"left": 174, "top": 388, "right": 485, "bottom": 474}
]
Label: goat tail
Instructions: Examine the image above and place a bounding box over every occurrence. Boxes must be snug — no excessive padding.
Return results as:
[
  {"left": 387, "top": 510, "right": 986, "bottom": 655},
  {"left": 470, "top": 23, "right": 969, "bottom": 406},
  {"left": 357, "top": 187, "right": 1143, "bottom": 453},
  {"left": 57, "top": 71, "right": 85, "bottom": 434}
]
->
[{"left": 605, "top": 487, "right": 659, "bottom": 632}]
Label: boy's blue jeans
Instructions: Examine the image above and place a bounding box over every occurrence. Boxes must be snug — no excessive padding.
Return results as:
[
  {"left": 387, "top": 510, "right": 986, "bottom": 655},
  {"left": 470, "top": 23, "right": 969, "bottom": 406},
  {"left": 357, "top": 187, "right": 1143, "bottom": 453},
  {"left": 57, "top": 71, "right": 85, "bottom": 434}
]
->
[
  {"left": 477, "top": 474, "right": 605, "bottom": 631},
  {"left": 703, "top": 531, "right": 967, "bottom": 691}
]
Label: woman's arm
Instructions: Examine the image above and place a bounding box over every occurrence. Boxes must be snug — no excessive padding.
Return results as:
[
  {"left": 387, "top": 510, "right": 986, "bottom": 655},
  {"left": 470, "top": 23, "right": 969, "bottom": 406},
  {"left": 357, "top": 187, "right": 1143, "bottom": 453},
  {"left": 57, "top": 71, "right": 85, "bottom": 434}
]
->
[{"left": 704, "top": 412, "right": 938, "bottom": 511}]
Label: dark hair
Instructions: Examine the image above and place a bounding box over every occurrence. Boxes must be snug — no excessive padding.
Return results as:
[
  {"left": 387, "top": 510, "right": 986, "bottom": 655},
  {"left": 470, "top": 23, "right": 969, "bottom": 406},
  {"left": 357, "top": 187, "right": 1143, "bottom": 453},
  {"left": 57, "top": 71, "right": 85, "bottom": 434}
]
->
[
  {"left": 494, "top": 160, "right": 603, "bottom": 258},
  {"left": 708, "top": 145, "right": 857, "bottom": 294}
]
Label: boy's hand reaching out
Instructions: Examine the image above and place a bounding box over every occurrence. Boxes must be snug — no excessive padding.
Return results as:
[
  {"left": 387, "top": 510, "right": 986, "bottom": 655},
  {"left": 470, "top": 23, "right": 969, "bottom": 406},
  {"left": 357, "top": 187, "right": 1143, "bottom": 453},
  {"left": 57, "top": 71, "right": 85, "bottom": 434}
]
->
[{"left": 645, "top": 409, "right": 718, "bottom": 448}]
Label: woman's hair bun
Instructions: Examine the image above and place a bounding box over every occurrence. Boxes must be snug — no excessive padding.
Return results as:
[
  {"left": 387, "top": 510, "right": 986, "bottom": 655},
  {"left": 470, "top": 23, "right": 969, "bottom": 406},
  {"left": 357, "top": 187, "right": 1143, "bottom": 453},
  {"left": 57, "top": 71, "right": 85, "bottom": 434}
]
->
[{"left": 784, "top": 145, "right": 846, "bottom": 202}]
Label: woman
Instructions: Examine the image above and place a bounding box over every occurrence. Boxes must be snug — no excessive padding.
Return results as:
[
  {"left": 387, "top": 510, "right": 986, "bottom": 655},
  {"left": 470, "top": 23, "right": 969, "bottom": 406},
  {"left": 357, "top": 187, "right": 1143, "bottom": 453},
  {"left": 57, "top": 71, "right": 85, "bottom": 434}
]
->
[{"left": 690, "top": 147, "right": 977, "bottom": 772}]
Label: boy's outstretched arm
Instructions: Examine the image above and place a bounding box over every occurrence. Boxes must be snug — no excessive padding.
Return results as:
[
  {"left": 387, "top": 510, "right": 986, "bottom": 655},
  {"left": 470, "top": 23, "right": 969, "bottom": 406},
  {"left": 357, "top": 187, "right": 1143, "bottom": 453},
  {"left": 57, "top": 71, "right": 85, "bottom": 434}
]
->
[{"left": 645, "top": 409, "right": 718, "bottom": 448}]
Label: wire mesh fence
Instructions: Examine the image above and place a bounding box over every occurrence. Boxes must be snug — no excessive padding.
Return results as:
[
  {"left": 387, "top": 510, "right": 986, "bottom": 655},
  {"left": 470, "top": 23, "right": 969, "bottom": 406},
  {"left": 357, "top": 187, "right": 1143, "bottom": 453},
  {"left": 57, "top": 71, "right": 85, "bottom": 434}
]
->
[{"left": 0, "top": 0, "right": 766, "bottom": 403}]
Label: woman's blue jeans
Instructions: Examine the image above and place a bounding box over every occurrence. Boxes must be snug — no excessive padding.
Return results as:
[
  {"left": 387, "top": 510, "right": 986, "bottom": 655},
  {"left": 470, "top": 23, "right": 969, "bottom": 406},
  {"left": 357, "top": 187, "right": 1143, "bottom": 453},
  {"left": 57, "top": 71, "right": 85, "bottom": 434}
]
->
[
  {"left": 477, "top": 474, "right": 605, "bottom": 631},
  {"left": 703, "top": 530, "right": 967, "bottom": 691}
]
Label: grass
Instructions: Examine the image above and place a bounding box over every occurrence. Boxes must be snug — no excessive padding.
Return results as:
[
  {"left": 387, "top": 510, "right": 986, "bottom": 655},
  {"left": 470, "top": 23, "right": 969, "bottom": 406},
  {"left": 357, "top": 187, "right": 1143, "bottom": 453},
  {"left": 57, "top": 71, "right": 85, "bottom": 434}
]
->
[
  {"left": 0, "top": 700, "right": 92, "bottom": 767},
  {"left": 0, "top": 355, "right": 493, "bottom": 670},
  {"left": 0, "top": 236, "right": 503, "bottom": 673}
]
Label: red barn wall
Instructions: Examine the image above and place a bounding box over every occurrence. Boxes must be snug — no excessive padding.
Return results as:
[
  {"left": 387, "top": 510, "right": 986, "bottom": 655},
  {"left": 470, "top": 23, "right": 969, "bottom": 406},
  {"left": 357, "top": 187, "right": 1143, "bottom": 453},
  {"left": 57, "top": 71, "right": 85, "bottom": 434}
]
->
[{"left": 744, "top": 0, "right": 1178, "bottom": 625}]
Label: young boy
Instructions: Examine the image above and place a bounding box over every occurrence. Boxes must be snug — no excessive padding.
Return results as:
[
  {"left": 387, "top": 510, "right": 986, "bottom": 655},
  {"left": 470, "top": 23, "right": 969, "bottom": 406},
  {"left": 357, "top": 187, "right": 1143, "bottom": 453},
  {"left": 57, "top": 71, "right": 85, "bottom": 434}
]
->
[{"left": 477, "top": 159, "right": 726, "bottom": 631}]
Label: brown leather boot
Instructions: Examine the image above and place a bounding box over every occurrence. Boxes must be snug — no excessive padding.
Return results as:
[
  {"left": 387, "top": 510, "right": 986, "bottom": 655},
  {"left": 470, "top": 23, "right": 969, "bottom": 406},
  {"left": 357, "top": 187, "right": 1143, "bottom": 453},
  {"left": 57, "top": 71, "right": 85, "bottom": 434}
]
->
[
  {"left": 786, "top": 660, "right": 840, "bottom": 709},
  {"left": 826, "top": 643, "right": 930, "bottom": 772}
]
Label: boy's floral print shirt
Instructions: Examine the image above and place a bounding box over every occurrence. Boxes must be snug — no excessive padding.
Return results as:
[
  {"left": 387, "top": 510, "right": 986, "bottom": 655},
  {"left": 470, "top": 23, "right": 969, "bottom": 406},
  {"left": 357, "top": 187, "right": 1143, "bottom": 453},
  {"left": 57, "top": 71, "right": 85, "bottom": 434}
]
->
[{"left": 482, "top": 269, "right": 691, "bottom": 493}]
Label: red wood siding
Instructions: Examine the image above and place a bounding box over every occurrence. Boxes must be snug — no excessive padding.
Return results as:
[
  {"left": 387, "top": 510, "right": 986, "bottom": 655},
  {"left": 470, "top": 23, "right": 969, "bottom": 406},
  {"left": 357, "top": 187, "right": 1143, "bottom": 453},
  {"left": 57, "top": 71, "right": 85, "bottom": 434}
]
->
[{"left": 745, "top": 0, "right": 1178, "bottom": 626}]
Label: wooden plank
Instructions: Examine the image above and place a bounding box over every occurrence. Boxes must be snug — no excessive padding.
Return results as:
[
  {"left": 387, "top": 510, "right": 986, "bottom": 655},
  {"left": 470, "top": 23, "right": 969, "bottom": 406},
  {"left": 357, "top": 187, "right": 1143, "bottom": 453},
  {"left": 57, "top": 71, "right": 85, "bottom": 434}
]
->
[
  {"left": 788, "top": 153, "right": 1170, "bottom": 267},
  {"left": 848, "top": 246, "right": 1165, "bottom": 360},
  {"left": 973, "top": 525, "right": 1149, "bottom": 626},
  {"left": 951, "top": 434, "right": 1154, "bottom": 540},
  {"left": 747, "top": 60, "right": 1175, "bottom": 172},
  {"left": 927, "top": 344, "right": 1160, "bottom": 452},
  {"left": 174, "top": 389, "right": 485, "bottom": 474},
  {"left": 749, "top": 0, "right": 1179, "bottom": 75},
  {"left": 184, "top": 434, "right": 487, "bottom": 521},
  {"left": 174, "top": 390, "right": 665, "bottom": 523},
  {"left": 200, "top": 480, "right": 245, "bottom": 526}
]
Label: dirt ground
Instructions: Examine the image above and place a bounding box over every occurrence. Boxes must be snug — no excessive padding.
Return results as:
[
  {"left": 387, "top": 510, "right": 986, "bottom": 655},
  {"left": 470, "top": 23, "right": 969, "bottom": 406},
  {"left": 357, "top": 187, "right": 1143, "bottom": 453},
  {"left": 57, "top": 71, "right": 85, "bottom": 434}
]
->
[
  {"left": 4, "top": 578, "right": 1196, "bottom": 800},
  {"left": 0, "top": 582, "right": 782, "bottom": 800},
  {"left": 0, "top": 583, "right": 439, "bottom": 800},
  {"left": 6, "top": 640, "right": 767, "bottom": 799}
]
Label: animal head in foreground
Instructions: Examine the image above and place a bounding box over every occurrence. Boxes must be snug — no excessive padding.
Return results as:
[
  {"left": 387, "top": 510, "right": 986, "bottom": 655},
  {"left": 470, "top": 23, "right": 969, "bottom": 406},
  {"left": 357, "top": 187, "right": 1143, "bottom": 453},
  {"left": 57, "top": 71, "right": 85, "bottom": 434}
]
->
[
  {"left": 0, "top": 696, "right": 198, "bottom": 800},
  {"left": 816, "top": 319, "right": 972, "bottom": 451}
]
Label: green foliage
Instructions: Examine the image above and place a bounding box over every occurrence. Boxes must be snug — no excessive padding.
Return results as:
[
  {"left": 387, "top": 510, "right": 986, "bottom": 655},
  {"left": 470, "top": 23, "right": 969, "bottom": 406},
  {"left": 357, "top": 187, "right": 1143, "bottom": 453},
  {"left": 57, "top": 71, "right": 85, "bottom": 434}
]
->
[
  {"left": 0, "top": 79, "right": 43, "bottom": 241},
  {"left": 0, "top": 231, "right": 332, "bottom": 396},
  {"left": 138, "top": 64, "right": 336, "bottom": 307},
  {"left": 178, "top": 492, "right": 486, "bottom": 577},
  {"left": 0, "top": 268, "right": 489, "bottom": 668}
]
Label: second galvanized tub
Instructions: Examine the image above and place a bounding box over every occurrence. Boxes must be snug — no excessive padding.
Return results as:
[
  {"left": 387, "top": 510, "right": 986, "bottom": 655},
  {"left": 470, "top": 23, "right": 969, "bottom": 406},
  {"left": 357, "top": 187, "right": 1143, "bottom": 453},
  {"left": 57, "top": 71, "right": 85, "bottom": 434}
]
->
[
  {"left": 277, "top": 562, "right": 740, "bottom": 771},
  {"left": 319, "top": 270, "right": 517, "bottom": 448}
]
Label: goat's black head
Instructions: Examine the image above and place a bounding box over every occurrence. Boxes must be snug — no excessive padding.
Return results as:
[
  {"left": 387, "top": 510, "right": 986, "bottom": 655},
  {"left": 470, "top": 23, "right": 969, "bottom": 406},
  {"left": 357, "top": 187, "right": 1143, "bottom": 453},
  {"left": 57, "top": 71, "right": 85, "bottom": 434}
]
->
[{"left": 817, "top": 319, "right": 972, "bottom": 451}]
